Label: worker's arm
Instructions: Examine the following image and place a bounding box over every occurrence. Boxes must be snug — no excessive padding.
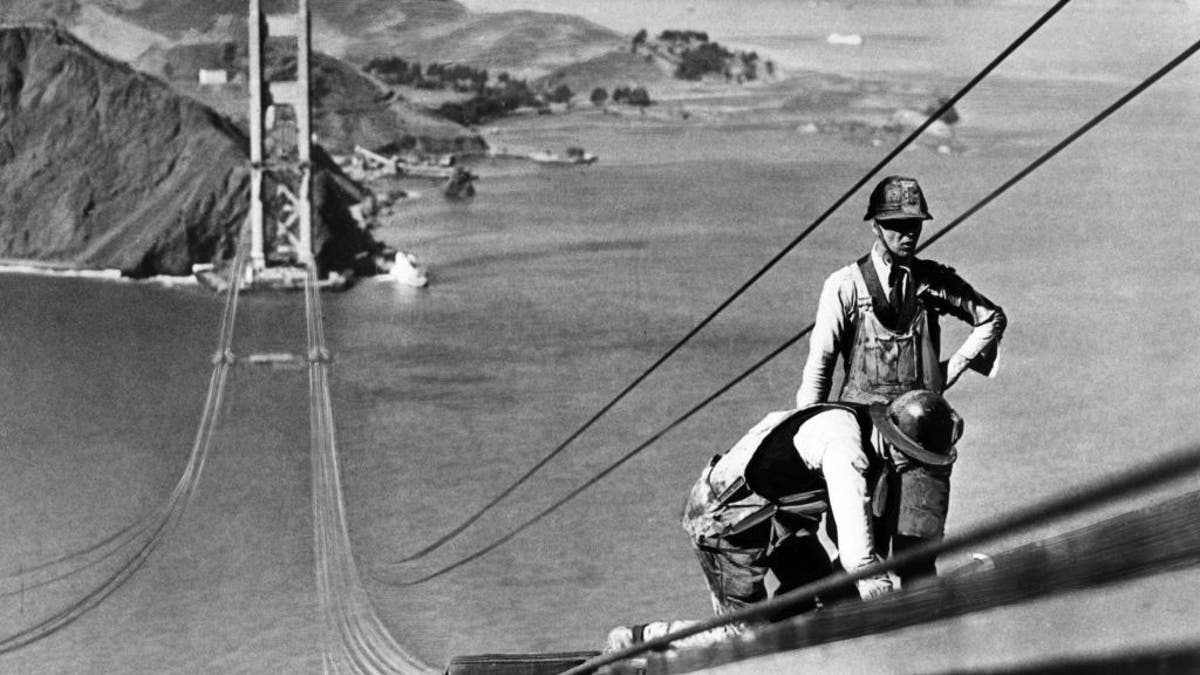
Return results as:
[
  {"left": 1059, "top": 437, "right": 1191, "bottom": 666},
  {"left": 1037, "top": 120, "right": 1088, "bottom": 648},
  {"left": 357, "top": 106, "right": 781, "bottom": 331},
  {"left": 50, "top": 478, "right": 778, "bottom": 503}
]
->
[
  {"left": 796, "top": 270, "right": 854, "bottom": 407},
  {"left": 917, "top": 261, "right": 1007, "bottom": 389},
  {"left": 796, "top": 410, "right": 893, "bottom": 599}
]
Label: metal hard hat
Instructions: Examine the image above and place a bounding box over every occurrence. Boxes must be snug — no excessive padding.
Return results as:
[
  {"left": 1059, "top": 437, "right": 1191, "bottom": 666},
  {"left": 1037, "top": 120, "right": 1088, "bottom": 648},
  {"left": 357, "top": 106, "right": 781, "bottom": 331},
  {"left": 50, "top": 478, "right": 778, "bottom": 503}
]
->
[
  {"left": 863, "top": 175, "right": 933, "bottom": 222},
  {"left": 869, "top": 390, "right": 962, "bottom": 466}
]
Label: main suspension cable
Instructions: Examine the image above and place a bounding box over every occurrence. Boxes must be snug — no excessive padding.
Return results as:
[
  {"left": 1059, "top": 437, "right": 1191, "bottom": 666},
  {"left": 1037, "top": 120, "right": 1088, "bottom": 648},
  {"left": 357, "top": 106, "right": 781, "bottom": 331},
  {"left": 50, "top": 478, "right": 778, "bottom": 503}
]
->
[
  {"left": 563, "top": 440, "right": 1200, "bottom": 675},
  {"left": 393, "top": 0, "right": 1074, "bottom": 564},
  {"left": 384, "top": 35, "right": 1200, "bottom": 585},
  {"left": 0, "top": 219, "right": 251, "bottom": 654},
  {"left": 304, "top": 265, "right": 437, "bottom": 675}
]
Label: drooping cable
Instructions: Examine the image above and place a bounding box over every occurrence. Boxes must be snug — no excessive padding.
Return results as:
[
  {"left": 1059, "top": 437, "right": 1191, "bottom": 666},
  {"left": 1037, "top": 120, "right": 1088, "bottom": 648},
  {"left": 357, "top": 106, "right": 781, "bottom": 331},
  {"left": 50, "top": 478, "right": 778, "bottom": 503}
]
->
[
  {"left": 0, "top": 219, "right": 250, "bottom": 654},
  {"left": 303, "top": 264, "right": 437, "bottom": 675},
  {"left": 393, "top": 0, "right": 1075, "bottom": 564},
  {"left": 385, "top": 35, "right": 1200, "bottom": 585}
]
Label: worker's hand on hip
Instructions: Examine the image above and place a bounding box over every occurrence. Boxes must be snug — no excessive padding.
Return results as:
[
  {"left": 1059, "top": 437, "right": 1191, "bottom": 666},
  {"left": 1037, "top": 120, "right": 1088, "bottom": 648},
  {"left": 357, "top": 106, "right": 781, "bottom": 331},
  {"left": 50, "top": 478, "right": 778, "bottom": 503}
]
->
[{"left": 943, "top": 353, "right": 970, "bottom": 389}]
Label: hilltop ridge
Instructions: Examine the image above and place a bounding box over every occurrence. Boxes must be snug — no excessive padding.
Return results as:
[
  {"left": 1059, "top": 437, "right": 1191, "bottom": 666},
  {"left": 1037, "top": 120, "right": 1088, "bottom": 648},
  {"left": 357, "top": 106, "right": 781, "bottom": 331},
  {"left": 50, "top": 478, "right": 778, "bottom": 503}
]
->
[{"left": 0, "top": 1, "right": 623, "bottom": 79}]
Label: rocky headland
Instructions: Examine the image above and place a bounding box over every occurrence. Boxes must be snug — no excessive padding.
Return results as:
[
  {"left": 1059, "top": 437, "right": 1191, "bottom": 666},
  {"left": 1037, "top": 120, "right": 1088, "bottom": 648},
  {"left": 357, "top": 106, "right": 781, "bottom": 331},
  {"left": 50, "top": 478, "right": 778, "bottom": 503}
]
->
[{"left": 0, "top": 25, "right": 381, "bottom": 277}]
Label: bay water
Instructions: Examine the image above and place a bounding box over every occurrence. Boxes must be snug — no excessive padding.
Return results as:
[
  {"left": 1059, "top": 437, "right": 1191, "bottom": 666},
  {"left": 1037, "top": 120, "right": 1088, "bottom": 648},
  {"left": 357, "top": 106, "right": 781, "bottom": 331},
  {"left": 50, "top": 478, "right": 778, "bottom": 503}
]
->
[{"left": 1, "top": 4, "right": 1199, "bottom": 671}]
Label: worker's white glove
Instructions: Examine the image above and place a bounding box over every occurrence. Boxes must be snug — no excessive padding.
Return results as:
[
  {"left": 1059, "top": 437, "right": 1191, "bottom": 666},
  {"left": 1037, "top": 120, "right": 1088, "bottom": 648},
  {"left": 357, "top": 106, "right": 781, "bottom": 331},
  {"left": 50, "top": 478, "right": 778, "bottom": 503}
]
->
[{"left": 855, "top": 574, "right": 894, "bottom": 600}]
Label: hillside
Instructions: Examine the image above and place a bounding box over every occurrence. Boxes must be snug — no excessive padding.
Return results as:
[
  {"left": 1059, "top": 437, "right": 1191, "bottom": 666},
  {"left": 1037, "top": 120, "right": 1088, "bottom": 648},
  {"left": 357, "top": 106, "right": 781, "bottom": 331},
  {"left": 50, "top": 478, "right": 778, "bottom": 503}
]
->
[
  {"left": 0, "top": 1, "right": 623, "bottom": 79},
  {"left": 133, "top": 41, "right": 485, "bottom": 155},
  {"left": 536, "top": 50, "right": 670, "bottom": 99},
  {"left": 0, "top": 0, "right": 600, "bottom": 147},
  {"left": 0, "top": 0, "right": 467, "bottom": 40},
  {"left": 0, "top": 25, "right": 382, "bottom": 277},
  {"left": 344, "top": 9, "right": 623, "bottom": 79}
]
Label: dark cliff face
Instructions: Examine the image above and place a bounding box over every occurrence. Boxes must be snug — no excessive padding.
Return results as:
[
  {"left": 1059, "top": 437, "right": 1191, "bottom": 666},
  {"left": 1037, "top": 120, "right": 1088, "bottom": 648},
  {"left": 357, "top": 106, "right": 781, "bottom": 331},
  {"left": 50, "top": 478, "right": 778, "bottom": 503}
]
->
[{"left": 0, "top": 25, "right": 375, "bottom": 277}]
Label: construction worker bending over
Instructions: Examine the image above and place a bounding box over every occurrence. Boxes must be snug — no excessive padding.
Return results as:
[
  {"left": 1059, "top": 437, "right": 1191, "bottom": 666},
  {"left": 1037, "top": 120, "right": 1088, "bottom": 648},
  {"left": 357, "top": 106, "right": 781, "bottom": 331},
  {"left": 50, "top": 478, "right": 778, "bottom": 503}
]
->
[
  {"left": 797, "top": 175, "right": 1004, "bottom": 583},
  {"left": 606, "top": 392, "right": 963, "bottom": 652}
]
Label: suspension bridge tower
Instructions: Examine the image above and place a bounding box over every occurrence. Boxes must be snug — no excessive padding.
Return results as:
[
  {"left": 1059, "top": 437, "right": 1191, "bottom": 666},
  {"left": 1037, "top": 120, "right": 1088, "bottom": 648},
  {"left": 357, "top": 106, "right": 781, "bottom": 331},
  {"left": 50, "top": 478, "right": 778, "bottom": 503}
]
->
[{"left": 246, "top": 0, "right": 315, "bottom": 288}]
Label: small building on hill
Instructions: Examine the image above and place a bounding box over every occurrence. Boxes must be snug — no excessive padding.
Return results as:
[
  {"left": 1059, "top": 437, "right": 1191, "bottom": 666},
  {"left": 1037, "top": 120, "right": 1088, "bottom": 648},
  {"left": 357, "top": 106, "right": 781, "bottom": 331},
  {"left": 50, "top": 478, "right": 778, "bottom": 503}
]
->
[{"left": 198, "top": 69, "right": 229, "bottom": 86}]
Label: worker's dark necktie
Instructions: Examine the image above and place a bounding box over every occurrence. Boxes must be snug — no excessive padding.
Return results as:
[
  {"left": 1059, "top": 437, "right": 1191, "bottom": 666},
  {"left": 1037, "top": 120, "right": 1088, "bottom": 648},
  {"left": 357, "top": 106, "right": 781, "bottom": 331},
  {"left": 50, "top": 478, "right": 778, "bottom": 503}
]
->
[{"left": 888, "top": 265, "right": 908, "bottom": 313}]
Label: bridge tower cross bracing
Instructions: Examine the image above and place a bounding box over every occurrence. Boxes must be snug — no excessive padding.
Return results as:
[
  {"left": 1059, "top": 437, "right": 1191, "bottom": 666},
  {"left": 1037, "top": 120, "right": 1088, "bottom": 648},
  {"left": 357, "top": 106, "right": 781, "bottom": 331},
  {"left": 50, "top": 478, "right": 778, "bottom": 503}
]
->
[{"left": 247, "top": 0, "right": 314, "bottom": 277}]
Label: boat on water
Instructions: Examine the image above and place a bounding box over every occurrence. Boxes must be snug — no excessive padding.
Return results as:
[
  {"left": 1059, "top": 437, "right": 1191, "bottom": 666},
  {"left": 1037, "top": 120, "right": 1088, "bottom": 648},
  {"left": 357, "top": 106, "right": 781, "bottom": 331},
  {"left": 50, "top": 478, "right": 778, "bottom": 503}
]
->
[
  {"left": 529, "top": 146, "right": 598, "bottom": 165},
  {"left": 398, "top": 161, "right": 458, "bottom": 179},
  {"left": 827, "top": 32, "right": 864, "bottom": 46},
  {"left": 380, "top": 250, "right": 429, "bottom": 287}
]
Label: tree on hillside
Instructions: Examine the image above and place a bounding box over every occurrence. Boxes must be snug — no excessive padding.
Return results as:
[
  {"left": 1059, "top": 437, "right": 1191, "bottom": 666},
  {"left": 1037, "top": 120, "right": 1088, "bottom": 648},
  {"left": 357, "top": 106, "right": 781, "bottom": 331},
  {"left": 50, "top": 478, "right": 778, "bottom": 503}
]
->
[
  {"left": 546, "top": 83, "right": 573, "bottom": 104},
  {"left": 675, "top": 41, "right": 733, "bottom": 80},
  {"left": 434, "top": 76, "right": 543, "bottom": 125},
  {"left": 590, "top": 87, "right": 608, "bottom": 107},
  {"left": 660, "top": 30, "right": 709, "bottom": 44},
  {"left": 925, "top": 96, "right": 960, "bottom": 125},
  {"left": 739, "top": 51, "right": 759, "bottom": 81},
  {"left": 632, "top": 29, "right": 648, "bottom": 53},
  {"left": 613, "top": 85, "right": 651, "bottom": 107}
]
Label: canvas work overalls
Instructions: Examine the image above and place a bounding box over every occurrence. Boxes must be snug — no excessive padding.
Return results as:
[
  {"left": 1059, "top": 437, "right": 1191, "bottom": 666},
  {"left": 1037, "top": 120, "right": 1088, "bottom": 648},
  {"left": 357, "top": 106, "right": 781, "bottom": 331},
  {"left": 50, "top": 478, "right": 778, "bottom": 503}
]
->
[
  {"left": 839, "top": 257, "right": 944, "bottom": 406},
  {"left": 836, "top": 258, "right": 950, "bottom": 580}
]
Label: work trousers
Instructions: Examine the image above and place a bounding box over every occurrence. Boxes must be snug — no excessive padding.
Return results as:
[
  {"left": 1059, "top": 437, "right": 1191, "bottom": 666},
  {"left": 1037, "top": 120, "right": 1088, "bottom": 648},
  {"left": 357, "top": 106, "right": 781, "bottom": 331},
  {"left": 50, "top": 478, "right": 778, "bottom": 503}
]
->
[{"left": 692, "top": 520, "right": 833, "bottom": 622}]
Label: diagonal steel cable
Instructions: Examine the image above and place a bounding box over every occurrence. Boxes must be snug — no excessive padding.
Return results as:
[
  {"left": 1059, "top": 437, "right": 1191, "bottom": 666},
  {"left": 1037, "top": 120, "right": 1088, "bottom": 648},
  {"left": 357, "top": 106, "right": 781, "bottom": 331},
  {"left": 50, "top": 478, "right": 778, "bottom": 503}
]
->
[
  {"left": 393, "top": 0, "right": 1074, "bottom": 564},
  {"left": 383, "top": 34, "right": 1200, "bottom": 586},
  {"left": 0, "top": 219, "right": 251, "bottom": 653},
  {"left": 562, "top": 440, "right": 1200, "bottom": 675},
  {"left": 0, "top": 224, "right": 251, "bottom": 594}
]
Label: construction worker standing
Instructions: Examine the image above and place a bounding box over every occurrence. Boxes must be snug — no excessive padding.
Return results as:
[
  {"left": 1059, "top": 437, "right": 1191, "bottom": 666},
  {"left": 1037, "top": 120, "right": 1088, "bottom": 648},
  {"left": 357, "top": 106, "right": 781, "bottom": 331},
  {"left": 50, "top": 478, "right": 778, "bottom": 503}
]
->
[
  {"left": 797, "top": 175, "right": 1006, "bottom": 408},
  {"left": 796, "top": 175, "right": 1006, "bottom": 583}
]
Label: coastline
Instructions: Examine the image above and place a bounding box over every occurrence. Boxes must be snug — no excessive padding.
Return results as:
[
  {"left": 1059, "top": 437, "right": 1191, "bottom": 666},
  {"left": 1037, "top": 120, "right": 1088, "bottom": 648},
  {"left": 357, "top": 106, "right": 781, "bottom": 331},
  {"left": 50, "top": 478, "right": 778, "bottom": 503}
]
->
[
  {"left": 3, "top": 4, "right": 1200, "bottom": 672},
  {"left": 0, "top": 260, "right": 206, "bottom": 288}
]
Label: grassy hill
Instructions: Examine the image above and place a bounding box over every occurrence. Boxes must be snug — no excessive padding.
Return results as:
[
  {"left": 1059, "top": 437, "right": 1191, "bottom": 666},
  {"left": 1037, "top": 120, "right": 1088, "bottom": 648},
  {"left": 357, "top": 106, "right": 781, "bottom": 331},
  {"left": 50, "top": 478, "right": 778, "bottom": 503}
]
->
[
  {"left": 0, "top": 0, "right": 467, "bottom": 36},
  {"left": 0, "top": 0, "right": 622, "bottom": 146},
  {"left": 133, "top": 40, "right": 484, "bottom": 155},
  {"left": 0, "top": 0, "right": 622, "bottom": 78},
  {"left": 535, "top": 50, "right": 670, "bottom": 99},
  {"left": 343, "top": 9, "right": 623, "bottom": 79}
]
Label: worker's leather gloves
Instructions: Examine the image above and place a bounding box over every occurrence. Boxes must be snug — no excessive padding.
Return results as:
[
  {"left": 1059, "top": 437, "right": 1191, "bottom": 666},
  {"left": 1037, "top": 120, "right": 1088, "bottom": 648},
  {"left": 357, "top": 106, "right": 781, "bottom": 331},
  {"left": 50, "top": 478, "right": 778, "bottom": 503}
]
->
[{"left": 855, "top": 574, "right": 894, "bottom": 600}]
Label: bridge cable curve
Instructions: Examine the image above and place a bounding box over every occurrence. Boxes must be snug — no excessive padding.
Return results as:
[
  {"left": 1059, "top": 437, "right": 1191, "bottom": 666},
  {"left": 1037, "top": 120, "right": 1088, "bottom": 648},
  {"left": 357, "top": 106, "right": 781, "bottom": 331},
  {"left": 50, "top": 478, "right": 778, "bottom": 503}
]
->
[
  {"left": 384, "top": 34, "right": 1200, "bottom": 586},
  {"left": 391, "top": 0, "right": 1074, "bottom": 565},
  {"left": 0, "top": 220, "right": 251, "bottom": 654}
]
